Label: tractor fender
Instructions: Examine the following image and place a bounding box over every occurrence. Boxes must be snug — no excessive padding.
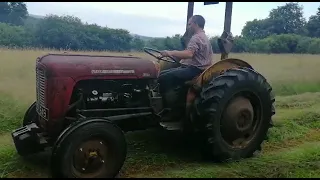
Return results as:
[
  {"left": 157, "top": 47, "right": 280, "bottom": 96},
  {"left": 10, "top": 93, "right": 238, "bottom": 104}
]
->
[
  {"left": 52, "top": 118, "right": 119, "bottom": 152},
  {"left": 194, "top": 58, "right": 254, "bottom": 88},
  {"left": 51, "top": 118, "right": 121, "bottom": 162},
  {"left": 185, "top": 58, "right": 254, "bottom": 123}
]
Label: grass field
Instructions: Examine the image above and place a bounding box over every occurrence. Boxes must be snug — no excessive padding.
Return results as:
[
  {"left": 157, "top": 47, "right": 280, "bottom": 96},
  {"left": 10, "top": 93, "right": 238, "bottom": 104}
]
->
[{"left": 0, "top": 48, "right": 320, "bottom": 178}]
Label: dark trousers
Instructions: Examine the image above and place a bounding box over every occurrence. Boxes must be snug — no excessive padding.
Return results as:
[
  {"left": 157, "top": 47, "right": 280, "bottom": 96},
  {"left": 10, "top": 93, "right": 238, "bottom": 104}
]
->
[
  {"left": 158, "top": 66, "right": 203, "bottom": 110},
  {"left": 158, "top": 65, "right": 203, "bottom": 92}
]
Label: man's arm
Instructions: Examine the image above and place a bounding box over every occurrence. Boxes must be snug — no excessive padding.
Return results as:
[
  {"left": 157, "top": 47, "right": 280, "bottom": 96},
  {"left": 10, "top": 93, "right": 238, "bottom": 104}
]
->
[
  {"left": 168, "top": 49, "right": 194, "bottom": 60},
  {"left": 160, "top": 35, "right": 200, "bottom": 60}
]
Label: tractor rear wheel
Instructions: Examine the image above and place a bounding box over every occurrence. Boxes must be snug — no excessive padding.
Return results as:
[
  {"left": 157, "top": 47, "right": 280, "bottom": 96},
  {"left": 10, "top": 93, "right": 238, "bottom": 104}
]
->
[
  {"left": 196, "top": 67, "right": 275, "bottom": 162},
  {"left": 51, "top": 120, "right": 127, "bottom": 178},
  {"left": 23, "top": 102, "right": 39, "bottom": 126}
]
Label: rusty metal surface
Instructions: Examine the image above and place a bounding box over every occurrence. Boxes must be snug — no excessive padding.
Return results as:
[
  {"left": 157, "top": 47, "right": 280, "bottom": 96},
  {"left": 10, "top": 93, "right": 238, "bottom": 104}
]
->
[
  {"left": 72, "top": 139, "right": 108, "bottom": 178},
  {"left": 38, "top": 53, "right": 158, "bottom": 80},
  {"left": 218, "top": 31, "right": 234, "bottom": 59},
  {"left": 194, "top": 58, "right": 253, "bottom": 87},
  {"left": 35, "top": 53, "right": 159, "bottom": 135},
  {"left": 221, "top": 96, "right": 255, "bottom": 148}
]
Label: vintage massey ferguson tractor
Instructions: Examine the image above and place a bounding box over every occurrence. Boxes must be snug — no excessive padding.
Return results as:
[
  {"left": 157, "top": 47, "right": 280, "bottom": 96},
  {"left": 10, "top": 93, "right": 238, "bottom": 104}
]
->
[{"left": 11, "top": 2, "right": 275, "bottom": 178}]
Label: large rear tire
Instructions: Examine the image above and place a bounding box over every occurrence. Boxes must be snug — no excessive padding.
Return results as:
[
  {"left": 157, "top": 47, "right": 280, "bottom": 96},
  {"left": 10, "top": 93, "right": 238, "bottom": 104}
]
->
[
  {"left": 196, "top": 67, "right": 275, "bottom": 162},
  {"left": 51, "top": 120, "right": 127, "bottom": 178}
]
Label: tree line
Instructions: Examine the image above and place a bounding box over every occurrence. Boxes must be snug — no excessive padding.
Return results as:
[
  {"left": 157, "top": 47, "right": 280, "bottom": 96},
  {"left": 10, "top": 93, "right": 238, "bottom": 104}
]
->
[{"left": 0, "top": 2, "right": 319, "bottom": 54}]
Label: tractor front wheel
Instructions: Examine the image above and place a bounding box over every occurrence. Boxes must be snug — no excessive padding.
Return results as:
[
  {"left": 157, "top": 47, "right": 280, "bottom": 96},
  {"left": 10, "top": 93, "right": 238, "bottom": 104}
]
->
[
  {"left": 196, "top": 67, "right": 275, "bottom": 162},
  {"left": 50, "top": 120, "right": 127, "bottom": 178},
  {"left": 23, "top": 101, "right": 39, "bottom": 126}
]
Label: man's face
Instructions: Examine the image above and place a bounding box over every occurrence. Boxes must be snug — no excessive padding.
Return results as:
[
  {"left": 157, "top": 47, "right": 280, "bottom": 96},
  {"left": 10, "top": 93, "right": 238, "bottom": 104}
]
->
[{"left": 187, "top": 17, "right": 197, "bottom": 34}]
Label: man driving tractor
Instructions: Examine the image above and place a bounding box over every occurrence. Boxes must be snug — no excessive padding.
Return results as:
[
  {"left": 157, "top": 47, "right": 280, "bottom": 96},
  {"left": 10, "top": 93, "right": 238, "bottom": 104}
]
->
[{"left": 158, "top": 15, "right": 214, "bottom": 121}]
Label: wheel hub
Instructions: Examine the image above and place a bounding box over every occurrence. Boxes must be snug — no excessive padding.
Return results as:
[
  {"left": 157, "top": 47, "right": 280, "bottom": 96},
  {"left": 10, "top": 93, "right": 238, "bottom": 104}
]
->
[
  {"left": 221, "top": 96, "right": 256, "bottom": 148},
  {"left": 73, "top": 139, "right": 108, "bottom": 177},
  {"left": 236, "top": 109, "right": 253, "bottom": 132}
]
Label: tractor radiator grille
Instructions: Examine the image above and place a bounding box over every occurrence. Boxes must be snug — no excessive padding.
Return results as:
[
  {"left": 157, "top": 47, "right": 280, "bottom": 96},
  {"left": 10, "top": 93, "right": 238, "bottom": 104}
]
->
[{"left": 36, "top": 68, "right": 46, "bottom": 112}]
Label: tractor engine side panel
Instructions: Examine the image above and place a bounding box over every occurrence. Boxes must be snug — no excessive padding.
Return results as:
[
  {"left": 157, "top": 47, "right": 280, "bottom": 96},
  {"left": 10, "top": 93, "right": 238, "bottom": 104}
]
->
[
  {"left": 71, "top": 79, "right": 152, "bottom": 110},
  {"left": 40, "top": 76, "right": 155, "bottom": 137}
]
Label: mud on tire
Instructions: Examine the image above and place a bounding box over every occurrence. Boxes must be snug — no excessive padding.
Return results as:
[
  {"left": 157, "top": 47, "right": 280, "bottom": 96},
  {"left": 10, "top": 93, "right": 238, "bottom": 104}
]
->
[{"left": 196, "top": 67, "right": 275, "bottom": 162}]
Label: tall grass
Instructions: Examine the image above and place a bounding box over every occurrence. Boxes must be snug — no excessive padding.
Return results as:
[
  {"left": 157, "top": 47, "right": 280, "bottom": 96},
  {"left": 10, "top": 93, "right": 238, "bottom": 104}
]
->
[{"left": 1, "top": 48, "right": 319, "bottom": 104}]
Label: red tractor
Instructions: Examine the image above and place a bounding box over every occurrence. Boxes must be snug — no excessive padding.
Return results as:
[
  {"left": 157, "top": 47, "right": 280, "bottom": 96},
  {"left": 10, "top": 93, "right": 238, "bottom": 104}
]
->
[{"left": 11, "top": 2, "right": 275, "bottom": 178}]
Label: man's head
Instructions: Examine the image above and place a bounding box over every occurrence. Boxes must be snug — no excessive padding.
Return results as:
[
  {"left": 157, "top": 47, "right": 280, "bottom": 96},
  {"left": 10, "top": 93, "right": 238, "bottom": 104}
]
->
[{"left": 187, "top": 15, "right": 205, "bottom": 34}]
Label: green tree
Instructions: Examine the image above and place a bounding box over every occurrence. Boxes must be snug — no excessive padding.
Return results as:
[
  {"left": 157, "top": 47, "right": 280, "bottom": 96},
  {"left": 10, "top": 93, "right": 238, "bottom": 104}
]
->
[
  {"left": 130, "top": 37, "right": 145, "bottom": 51},
  {"left": 232, "top": 36, "right": 252, "bottom": 53},
  {"left": 241, "top": 3, "right": 307, "bottom": 40},
  {"left": 307, "top": 38, "right": 320, "bottom": 54},
  {"left": 241, "top": 19, "right": 273, "bottom": 40},
  {"left": 0, "top": 22, "right": 32, "bottom": 47},
  {"left": 267, "top": 3, "right": 306, "bottom": 35},
  {"left": 0, "top": 2, "right": 28, "bottom": 26},
  {"left": 306, "top": 7, "right": 320, "bottom": 37},
  {"left": 1, "top": 4, "right": 320, "bottom": 54},
  {"left": 34, "top": 15, "right": 83, "bottom": 50},
  {"left": 0, "top": 2, "right": 11, "bottom": 23}
]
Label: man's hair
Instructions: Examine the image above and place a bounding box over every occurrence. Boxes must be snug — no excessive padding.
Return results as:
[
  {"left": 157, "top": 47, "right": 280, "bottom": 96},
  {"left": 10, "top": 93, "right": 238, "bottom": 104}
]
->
[{"left": 191, "top": 15, "right": 205, "bottom": 29}]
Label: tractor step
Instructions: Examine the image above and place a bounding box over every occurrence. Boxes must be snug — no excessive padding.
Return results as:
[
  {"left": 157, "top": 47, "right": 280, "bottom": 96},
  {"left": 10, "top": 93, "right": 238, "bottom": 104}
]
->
[{"left": 159, "top": 122, "right": 181, "bottom": 131}]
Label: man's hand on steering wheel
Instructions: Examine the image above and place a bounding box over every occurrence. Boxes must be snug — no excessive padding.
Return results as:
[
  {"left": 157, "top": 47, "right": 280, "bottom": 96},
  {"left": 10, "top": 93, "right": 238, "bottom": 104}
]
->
[
  {"left": 158, "top": 50, "right": 172, "bottom": 59},
  {"left": 157, "top": 50, "right": 175, "bottom": 61},
  {"left": 143, "top": 47, "right": 179, "bottom": 64}
]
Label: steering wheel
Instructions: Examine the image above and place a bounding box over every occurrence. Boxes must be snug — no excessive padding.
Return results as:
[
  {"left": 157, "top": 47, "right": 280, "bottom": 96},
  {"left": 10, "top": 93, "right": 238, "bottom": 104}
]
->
[{"left": 143, "top": 47, "right": 179, "bottom": 64}]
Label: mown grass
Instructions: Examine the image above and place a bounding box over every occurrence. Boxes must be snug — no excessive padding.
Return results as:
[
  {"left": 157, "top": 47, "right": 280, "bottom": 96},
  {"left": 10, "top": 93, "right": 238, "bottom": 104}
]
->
[
  {"left": 145, "top": 142, "right": 320, "bottom": 178},
  {"left": 0, "top": 48, "right": 319, "bottom": 178}
]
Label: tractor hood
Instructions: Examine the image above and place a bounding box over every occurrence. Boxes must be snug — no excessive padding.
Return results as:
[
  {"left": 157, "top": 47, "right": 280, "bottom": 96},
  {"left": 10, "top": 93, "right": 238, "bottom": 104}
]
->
[{"left": 36, "top": 53, "right": 159, "bottom": 80}]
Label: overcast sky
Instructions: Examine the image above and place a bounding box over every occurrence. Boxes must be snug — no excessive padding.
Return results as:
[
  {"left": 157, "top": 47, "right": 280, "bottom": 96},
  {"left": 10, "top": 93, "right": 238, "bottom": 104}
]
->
[{"left": 25, "top": 2, "right": 319, "bottom": 38}]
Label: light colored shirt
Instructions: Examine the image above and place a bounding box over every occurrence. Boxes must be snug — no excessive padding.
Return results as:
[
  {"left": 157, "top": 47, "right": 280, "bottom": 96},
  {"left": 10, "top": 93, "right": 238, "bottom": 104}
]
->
[{"left": 180, "top": 30, "right": 214, "bottom": 70}]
